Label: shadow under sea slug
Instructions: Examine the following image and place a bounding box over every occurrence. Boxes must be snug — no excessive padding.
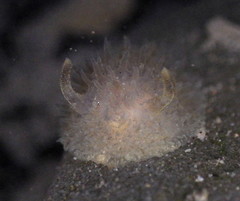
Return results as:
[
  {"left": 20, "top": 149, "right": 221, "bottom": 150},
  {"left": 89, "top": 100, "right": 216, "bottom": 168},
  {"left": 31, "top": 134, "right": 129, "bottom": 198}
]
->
[{"left": 59, "top": 40, "right": 205, "bottom": 167}]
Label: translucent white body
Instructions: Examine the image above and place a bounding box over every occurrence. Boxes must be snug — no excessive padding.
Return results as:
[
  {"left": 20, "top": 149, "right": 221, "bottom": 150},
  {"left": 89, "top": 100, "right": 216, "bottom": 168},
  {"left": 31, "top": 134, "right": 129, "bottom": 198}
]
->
[{"left": 59, "top": 41, "right": 205, "bottom": 167}]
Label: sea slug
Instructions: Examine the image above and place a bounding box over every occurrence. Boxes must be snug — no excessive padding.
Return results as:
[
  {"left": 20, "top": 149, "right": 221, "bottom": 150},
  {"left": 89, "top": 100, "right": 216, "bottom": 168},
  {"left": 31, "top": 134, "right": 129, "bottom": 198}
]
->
[{"left": 59, "top": 40, "right": 205, "bottom": 167}]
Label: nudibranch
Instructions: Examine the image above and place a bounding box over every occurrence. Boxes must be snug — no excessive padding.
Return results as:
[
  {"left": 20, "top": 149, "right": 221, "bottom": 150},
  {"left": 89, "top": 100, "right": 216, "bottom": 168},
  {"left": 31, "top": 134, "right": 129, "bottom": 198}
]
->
[{"left": 59, "top": 41, "right": 205, "bottom": 167}]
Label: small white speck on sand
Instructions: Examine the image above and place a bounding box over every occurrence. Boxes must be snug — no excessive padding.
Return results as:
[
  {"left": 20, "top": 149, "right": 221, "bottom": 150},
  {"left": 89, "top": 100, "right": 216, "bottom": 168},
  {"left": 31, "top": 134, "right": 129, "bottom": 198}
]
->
[
  {"left": 185, "top": 149, "right": 191, "bottom": 153},
  {"left": 195, "top": 175, "right": 204, "bottom": 183},
  {"left": 197, "top": 128, "right": 207, "bottom": 141},
  {"left": 234, "top": 133, "right": 239, "bottom": 138},
  {"left": 215, "top": 117, "right": 222, "bottom": 124},
  {"left": 215, "top": 158, "right": 225, "bottom": 165},
  {"left": 186, "top": 189, "right": 208, "bottom": 201},
  {"left": 226, "top": 130, "right": 232, "bottom": 136}
]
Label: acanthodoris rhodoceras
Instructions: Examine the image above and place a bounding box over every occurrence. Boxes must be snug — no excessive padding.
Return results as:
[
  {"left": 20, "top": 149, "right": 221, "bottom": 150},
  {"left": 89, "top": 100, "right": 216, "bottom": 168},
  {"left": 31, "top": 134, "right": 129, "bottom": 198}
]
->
[{"left": 59, "top": 40, "right": 205, "bottom": 167}]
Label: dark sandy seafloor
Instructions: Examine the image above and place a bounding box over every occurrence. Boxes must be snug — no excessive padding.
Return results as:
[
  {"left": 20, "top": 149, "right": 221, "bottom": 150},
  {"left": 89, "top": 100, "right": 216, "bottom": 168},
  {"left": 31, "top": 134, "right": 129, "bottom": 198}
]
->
[
  {"left": 44, "top": 49, "right": 240, "bottom": 201},
  {"left": 1, "top": 0, "right": 240, "bottom": 201}
]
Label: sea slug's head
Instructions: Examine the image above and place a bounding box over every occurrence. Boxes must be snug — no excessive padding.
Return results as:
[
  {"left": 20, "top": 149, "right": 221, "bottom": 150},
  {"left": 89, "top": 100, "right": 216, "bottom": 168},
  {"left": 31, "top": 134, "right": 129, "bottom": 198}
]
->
[
  {"left": 60, "top": 57, "right": 174, "bottom": 130},
  {"left": 59, "top": 41, "right": 201, "bottom": 167}
]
